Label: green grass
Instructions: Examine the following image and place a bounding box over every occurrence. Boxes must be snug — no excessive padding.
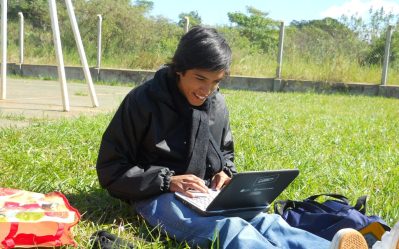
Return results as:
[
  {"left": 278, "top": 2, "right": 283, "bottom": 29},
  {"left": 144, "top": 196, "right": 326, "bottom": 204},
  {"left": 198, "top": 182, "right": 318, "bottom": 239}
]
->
[{"left": 1, "top": 90, "right": 398, "bottom": 248}]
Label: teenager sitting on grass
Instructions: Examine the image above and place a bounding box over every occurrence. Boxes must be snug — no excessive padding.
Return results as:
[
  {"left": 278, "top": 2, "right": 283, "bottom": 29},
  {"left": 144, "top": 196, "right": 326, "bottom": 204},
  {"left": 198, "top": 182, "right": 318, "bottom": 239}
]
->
[{"left": 96, "top": 26, "right": 398, "bottom": 249}]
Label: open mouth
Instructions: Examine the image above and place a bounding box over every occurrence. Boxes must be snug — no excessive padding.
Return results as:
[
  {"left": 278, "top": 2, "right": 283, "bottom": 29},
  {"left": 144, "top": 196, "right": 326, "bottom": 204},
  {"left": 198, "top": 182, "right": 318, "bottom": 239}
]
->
[{"left": 194, "top": 93, "right": 207, "bottom": 100}]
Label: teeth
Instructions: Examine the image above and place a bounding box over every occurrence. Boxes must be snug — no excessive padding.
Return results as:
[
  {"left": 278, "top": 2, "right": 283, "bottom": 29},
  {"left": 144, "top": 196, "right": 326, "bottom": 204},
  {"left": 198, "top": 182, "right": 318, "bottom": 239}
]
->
[{"left": 194, "top": 93, "right": 207, "bottom": 100}]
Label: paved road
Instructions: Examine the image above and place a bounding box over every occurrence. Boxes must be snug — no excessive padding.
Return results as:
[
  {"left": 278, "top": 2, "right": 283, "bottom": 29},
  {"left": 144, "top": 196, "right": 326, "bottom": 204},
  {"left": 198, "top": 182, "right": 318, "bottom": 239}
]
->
[{"left": 0, "top": 78, "right": 133, "bottom": 128}]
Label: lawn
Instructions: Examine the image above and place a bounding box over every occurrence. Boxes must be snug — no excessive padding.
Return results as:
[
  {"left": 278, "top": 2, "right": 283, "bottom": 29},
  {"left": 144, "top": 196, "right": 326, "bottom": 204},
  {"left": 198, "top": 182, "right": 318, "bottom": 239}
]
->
[{"left": 1, "top": 89, "right": 398, "bottom": 248}]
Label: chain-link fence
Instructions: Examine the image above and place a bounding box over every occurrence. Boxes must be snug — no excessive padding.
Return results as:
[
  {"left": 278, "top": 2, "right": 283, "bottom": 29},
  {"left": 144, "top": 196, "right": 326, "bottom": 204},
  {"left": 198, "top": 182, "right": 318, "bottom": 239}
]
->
[
  {"left": 3, "top": 9, "right": 398, "bottom": 86},
  {"left": 281, "top": 23, "right": 398, "bottom": 85}
]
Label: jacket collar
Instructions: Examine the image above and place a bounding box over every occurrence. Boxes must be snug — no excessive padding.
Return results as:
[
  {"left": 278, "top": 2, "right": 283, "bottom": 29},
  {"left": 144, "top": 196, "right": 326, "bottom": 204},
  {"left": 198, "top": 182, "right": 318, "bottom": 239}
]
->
[{"left": 148, "top": 66, "right": 216, "bottom": 114}]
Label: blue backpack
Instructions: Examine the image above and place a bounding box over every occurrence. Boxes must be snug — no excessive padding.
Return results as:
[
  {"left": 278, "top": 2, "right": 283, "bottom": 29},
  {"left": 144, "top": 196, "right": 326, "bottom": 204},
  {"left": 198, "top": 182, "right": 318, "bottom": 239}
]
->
[{"left": 274, "top": 193, "right": 390, "bottom": 240}]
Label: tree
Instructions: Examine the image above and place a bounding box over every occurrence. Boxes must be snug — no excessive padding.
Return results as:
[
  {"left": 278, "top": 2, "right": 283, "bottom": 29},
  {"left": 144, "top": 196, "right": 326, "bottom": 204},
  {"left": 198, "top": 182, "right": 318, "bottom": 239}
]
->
[
  {"left": 178, "top": 11, "right": 201, "bottom": 28},
  {"left": 339, "top": 7, "right": 399, "bottom": 65},
  {"left": 134, "top": 0, "right": 154, "bottom": 13},
  {"left": 227, "top": 6, "right": 279, "bottom": 53},
  {"left": 290, "top": 17, "right": 354, "bottom": 38},
  {"left": 9, "top": 0, "right": 52, "bottom": 29}
]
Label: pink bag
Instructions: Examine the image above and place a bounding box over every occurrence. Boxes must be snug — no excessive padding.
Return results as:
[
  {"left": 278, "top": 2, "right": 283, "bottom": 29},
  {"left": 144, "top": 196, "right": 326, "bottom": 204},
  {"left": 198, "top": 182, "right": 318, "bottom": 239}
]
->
[{"left": 0, "top": 188, "right": 80, "bottom": 248}]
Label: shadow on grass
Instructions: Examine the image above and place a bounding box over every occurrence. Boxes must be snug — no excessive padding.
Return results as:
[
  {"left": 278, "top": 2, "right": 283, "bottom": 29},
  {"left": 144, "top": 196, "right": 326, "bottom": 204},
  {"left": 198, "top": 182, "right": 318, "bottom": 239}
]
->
[
  {"left": 65, "top": 188, "right": 135, "bottom": 225},
  {"left": 64, "top": 189, "right": 181, "bottom": 247}
]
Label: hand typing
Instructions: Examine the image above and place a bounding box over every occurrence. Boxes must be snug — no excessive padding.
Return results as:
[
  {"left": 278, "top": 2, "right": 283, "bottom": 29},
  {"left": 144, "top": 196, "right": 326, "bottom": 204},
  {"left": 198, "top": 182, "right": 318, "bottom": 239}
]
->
[{"left": 170, "top": 174, "right": 209, "bottom": 198}]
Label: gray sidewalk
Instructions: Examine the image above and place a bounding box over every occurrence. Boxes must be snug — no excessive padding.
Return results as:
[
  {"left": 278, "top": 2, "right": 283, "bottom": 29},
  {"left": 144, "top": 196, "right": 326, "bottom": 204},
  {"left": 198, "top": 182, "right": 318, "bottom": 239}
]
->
[{"left": 0, "top": 78, "right": 133, "bottom": 128}]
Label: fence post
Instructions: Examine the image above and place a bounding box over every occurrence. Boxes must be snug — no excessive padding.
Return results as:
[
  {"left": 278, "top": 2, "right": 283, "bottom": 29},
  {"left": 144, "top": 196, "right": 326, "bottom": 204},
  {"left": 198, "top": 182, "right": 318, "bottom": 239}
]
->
[
  {"left": 381, "top": 25, "right": 393, "bottom": 86},
  {"left": 96, "top": 14, "right": 102, "bottom": 73},
  {"left": 49, "top": 0, "right": 70, "bottom": 111},
  {"left": 65, "top": 0, "right": 99, "bottom": 107},
  {"left": 184, "top": 16, "right": 189, "bottom": 33},
  {"left": 276, "top": 21, "right": 285, "bottom": 79},
  {"left": 1, "top": 0, "right": 7, "bottom": 100},
  {"left": 18, "top": 12, "right": 24, "bottom": 69}
]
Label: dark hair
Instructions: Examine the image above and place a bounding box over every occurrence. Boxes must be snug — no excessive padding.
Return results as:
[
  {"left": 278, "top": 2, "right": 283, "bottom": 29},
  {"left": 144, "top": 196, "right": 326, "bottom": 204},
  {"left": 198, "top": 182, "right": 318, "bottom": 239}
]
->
[{"left": 169, "top": 26, "right": 232, "bottom": 75}]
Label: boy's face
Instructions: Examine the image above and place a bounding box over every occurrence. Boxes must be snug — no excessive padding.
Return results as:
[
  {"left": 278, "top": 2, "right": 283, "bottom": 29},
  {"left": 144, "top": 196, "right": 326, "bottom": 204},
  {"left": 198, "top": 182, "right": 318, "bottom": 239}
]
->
[{"left": 177, "top": 69, "right": 225, "bottom": 106}]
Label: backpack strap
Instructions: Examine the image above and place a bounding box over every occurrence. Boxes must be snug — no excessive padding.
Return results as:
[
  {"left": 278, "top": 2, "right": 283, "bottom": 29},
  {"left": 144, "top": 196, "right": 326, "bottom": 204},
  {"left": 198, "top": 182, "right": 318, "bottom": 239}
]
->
[
  {"left": 353, "top": 195, "right": 367, "bottom": 214},
  {"left": 275, "top": 194, "right": 369, "bottom": 216},
  {"left": 274, "top": 199, "right": 329, "bottom": 216},
  {"left": 305, "top": 193, "right": 350, "bottom": 204}
]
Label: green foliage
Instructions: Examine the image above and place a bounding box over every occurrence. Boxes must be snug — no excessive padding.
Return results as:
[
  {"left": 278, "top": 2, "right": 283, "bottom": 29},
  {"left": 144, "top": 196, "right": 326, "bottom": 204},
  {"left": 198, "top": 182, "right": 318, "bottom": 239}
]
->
[
  {"left": 7, "top": 0, "right": 183, "bottom": 69},
  {"left": 288, "top": 17, "right": 364, "bottom": 60},
  {"left": 284, "top": 17, "right": 369, "bottom": 81},
  {"left": 178, "top": 11, "right": 202, "bottom": 28},
  {"left": 291, "top": 17, "right": 355, "bottom": 38},
  {"left": 134, "top": 0, "right": 154, "bottom": 12},
  {"left": 9, "top": 0, "right": 50, "bottom": 29},
  {"left": 227, "top": 6, "right": 280, "bottom": 53},
  {"left": 5, "top": 1, "right": 399, "bottom": 84},
  {"left": 340, "top": 7, "right": 399, "bottom": 66}
]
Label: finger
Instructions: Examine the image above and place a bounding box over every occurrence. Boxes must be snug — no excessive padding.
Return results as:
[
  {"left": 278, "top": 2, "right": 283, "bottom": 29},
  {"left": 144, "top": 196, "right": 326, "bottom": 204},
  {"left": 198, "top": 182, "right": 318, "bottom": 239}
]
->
[
  {"left": 184, "top": 182, "right": 209, "bottom": 193},
  {"left": 183, "top": 190, "right": 196, "bottom": 198},
  {"left": 214, "top": 179, "right": 224, "bottom": 190},
  {"left": 210, "top": 178, "right": 217, "bottom": 189},
  {"left": 211, "top": 174, "right": 222, "bottom": 189},
  {"left": 186, "top": 175, "right": 208, "bottom": 187},
  {"left": 182, "top": 176, "right": 208, "bottom": 188}
]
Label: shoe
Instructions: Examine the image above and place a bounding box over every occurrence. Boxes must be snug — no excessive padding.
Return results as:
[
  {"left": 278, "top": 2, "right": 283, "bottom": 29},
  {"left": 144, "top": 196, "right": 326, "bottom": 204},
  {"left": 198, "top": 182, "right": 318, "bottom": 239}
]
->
[
  {"left": 90, "top": 230, "right": 134, "bottom": 249},
  {"left": 373, "top": 221, "right": 399, "bottom": 249},
  {"left": 330, "top": 228, "right": 368, "bottom": 249},
  {"left": 359, "top": 222, "right": 390, "bottom": 248}
]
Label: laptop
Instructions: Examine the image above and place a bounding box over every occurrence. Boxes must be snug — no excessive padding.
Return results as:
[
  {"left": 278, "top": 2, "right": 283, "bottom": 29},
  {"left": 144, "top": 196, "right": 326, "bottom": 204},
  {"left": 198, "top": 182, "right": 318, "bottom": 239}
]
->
[{"left": 174, "top": 169, "right": 299, "bottom": 219}]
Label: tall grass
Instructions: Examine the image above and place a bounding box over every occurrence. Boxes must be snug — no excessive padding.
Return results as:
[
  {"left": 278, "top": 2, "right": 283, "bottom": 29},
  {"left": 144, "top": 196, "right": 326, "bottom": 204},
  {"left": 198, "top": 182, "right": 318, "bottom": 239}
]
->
[
  {"left": 6, "top": 20, "right": 399, "bottom": 85},
  {"left": 1, "top": 89, "right": 398, "bottom": 248},
  {"left": 282, "top": 54, "right": 394, "bottom": 84},
  {"left": 229, "top": 50, "right": 277, "bottom": 77},
  {"left": 7, "top": 43, "right": 398, "bottom": 85}
]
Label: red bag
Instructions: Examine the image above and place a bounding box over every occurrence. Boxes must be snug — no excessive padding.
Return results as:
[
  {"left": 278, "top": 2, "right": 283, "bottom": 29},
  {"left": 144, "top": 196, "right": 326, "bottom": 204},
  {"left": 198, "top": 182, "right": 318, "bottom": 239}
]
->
[{"left": 0, "top": 188, "right": 80, "bottom": 248}]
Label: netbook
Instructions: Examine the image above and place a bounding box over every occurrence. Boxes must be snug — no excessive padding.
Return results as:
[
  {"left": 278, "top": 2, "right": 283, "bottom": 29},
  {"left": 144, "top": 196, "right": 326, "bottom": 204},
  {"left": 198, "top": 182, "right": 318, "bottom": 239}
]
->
[{"left": 175, "top": 169, "right": 299, "bottom": 219}]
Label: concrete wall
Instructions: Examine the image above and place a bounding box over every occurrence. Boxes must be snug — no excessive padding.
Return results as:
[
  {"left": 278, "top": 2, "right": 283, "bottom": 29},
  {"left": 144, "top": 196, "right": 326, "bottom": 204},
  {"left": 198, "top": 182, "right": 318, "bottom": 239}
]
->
[{"left": 6, "top": 63, "right": 399, "bottom": 99}]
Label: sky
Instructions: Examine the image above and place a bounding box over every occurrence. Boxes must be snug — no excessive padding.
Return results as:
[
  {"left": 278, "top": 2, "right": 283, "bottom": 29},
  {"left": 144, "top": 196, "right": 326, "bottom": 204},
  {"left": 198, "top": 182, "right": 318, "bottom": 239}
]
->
[{"left": 148, "top": 0, "right": 399, "bottom": 25}]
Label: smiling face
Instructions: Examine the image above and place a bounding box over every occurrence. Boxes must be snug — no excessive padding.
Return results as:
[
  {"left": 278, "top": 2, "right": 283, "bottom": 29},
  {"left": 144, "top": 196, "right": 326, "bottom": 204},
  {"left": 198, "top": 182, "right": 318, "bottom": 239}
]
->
[{"left": 176, "top": 69, "right": 225, "bottom": 106}]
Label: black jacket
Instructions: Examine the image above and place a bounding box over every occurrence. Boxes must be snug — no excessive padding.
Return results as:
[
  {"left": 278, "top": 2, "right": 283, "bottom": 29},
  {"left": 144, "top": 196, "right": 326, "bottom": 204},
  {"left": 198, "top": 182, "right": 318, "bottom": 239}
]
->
[{"left": 96, "top": 67, "right": 236, "bottom": 201}]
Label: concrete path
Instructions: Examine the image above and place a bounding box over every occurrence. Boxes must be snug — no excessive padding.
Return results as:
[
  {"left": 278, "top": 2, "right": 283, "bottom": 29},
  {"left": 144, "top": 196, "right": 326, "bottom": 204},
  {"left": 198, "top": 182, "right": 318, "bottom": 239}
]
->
[{"left": 0, "top": 78, "right": 133, "bottom": 128}]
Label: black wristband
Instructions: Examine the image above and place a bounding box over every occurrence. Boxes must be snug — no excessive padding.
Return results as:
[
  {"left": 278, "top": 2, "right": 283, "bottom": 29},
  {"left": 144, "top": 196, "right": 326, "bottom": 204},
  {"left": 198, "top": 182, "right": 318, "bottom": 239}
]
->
[
  {"left": 222, "top": 167, "right": 233, "bottom": 178},
  {"left": 160, "top": 169, "right": 175, "bottom": 192}
]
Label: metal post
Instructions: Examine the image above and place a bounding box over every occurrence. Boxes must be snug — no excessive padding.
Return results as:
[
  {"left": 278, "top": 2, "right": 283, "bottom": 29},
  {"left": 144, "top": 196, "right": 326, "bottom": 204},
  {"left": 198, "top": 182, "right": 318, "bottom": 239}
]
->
[
  {"left": 184, "top": 16, "right": 189, "bottom": 33},
  {"left": 18, "top": 12, "right": 24, "bottom": 68},
  {"left": 1, "top": 0, "right": 7, "bottom": 100},
  {"left": 276, "top": 22, "right": 285, "bottom": 79},
  {"left": 381, "top": 25, "right": 393, "bottom": 86},
  {"left": 96, "top": 14, "right": 102, "bottom": 72},
  {"left": 65, "top": 0, "right": 99, "bottom": 107},
  {"left": 49, "top": 0, "right": 70, "bottom": 111}
]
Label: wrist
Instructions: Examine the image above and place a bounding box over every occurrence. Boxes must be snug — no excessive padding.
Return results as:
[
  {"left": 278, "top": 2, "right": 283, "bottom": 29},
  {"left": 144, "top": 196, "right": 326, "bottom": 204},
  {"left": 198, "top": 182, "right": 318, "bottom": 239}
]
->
[
  {"left": 222, "top": 167, "right": 233, "bottom": 178},
  {"left": 160, "top": 170, "right": 175, "bottom": 192}
]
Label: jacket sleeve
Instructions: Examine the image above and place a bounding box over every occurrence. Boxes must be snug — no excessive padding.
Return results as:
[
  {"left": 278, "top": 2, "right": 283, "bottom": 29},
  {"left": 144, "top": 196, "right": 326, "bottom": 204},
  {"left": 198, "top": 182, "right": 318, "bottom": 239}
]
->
[
  {"left": 96, "top": 92, "right": 174, "bottom": 202},
  {"left": 221, "top": 109, "right": 237, "bottom": 177}
]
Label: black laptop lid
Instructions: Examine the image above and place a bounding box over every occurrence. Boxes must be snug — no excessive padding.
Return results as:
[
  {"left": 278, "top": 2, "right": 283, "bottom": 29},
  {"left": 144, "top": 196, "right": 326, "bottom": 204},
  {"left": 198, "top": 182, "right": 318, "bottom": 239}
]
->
[{"left": 207, "top": 169, "right": 299, "bottom": 211}]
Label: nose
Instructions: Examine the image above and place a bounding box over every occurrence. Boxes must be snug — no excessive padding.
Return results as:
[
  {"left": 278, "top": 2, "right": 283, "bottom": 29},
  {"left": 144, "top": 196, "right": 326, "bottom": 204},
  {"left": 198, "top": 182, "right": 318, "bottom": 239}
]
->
[{"left": 198, "top": 85, "right": 212, "bottom": 96}]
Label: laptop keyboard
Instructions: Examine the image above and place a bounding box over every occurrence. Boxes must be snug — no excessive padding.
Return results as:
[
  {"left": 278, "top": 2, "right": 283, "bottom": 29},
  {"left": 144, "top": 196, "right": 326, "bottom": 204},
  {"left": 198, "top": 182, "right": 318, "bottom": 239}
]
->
[
  {"left": 176, "top": 189, "right": 220, "bottom": 211},
  {"left": 191, "top": 190, "right": 219, "bottom": 210}
]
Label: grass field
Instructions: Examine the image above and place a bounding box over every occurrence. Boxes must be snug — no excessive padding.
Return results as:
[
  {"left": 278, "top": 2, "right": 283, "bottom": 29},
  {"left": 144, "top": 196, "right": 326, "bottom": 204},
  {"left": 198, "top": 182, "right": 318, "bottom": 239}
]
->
[{"left": 1, "top": 89, "right": 398, "bottom": 248}]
